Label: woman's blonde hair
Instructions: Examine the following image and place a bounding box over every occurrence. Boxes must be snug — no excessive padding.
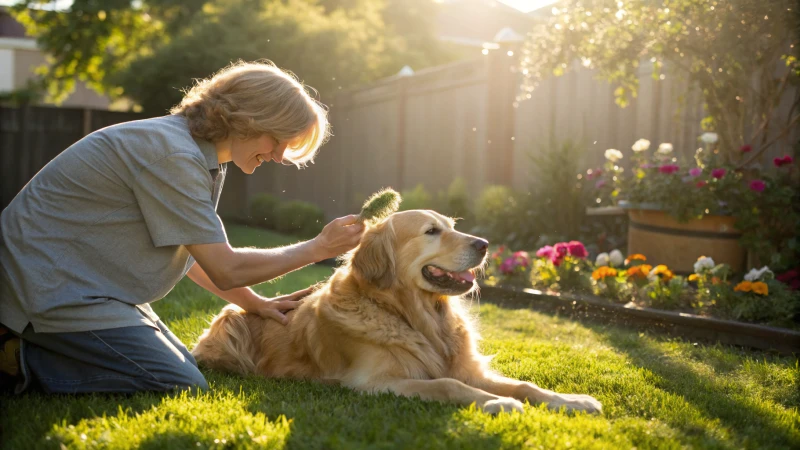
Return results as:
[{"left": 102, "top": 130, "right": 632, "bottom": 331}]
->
[{"left": 171, "top": 60, "right": 330, "bottom": 167}]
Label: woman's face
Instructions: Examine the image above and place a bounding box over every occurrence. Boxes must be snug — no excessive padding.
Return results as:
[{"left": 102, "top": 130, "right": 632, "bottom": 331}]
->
[{"left": 230, "top": 134, "right": 289, "bottom": 174}]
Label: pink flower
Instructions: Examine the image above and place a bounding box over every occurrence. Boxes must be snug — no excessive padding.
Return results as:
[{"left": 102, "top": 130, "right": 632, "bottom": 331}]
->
[
  {"left": 550, "top": 253, "right": 562, "bottom": 267},
  {"left": 536, "top": 245, "right": 554, "bottom": 259},
  {"left": 740, "top": 144, "right": 752, "bottom": 153},
  {"left": 749, "top": 179, "right": 766, "bottom": 192},
  {"left": 550, "top": 242, "right": 569, "bottom": 267},
  {"left": 566, "top": 241, "right": 588, "bottom": 258},
  {"left": 658, "top": 164, "right": 680, "bottom": 174},
  {"left": 774, "top": 155, "right": 794, "bottom": 167},
  {"left": 512, "top": 251, "right": 530, "bottom": 267},
  {"left": 595, "top": 180, "right": 607, "bottom": 189},
  {"left": 641, "top": 163, "right": 653, "bottom": 169},
  {"left": 711, "top": 168, "right": 726, "bottom": 179},
  {"left": 499, "top": 258, "right": 515, "bottom": 274},
  {"left": 696, "top": 181, "right": 707, "bottom": 188},
  {"left": 689, "top": 167, "right": 702, "bottom": 177}
]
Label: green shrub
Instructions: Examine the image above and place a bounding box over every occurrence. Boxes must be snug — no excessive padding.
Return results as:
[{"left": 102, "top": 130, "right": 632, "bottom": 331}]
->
[
  {"left": 474, "top": 185, "right": 523, "bottom": 245},
  {"left": 249, "top": 194, "right": 281, "bottom": 229},
  {"left": 715, "top": 280, "right": 800, "bottom": 327},
  {"left": 399, "top": 184, "right": 433, "bottom": 211},
  {"left": 437, "top": 178, "right": 474, "bottom": 231},
  {"left": 275, "top": 201, "right": 325, "bottom": 238}
]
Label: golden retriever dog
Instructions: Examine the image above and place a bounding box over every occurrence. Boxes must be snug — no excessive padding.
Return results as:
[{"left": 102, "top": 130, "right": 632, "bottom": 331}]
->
[{"left": 192, "top": 210, "right": 602, "bottom": 414}]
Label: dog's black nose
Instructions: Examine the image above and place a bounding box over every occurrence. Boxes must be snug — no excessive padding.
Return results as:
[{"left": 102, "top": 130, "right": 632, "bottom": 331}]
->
[{"left": 472, "top": 239, "right": 489, "bottom": 254}]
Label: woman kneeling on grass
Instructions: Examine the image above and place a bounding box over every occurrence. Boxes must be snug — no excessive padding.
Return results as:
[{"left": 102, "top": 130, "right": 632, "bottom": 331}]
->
[{"left": 0, "top": 61, "right": 364, "bottom": 394}]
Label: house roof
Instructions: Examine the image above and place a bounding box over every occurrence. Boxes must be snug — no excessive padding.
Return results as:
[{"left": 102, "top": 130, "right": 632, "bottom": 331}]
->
[{"left": 436, "top": 0, "right": 534, "bottom": 47}]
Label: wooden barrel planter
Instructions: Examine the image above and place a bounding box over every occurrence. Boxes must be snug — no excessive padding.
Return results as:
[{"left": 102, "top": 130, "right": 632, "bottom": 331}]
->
[{"left": 623, "top": 204, "right": 745, "bottom": 274}]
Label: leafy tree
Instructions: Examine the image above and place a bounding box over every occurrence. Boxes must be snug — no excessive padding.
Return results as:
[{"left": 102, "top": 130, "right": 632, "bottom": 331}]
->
[
  {"left": 11, "top": 0, "right": 453, "bottom": 112},
  {"left": 519, "top": 0, "right": 799, "bottom": 165}
]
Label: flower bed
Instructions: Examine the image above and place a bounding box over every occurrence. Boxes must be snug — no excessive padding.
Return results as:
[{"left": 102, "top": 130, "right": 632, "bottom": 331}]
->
[{"left": 486, "top": 244, "right": 800, "bottom": 332}]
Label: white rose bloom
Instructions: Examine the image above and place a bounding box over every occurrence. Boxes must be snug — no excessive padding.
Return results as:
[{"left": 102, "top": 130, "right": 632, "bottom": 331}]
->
[
  {"left": 744, "top": 266, "right": 773, "bottom": 282},
  {"left": 632, "top": 139, "right": 650, "bottom": 152},
  {"left": 693, "top": 256, "right": 715, "bottom": 273},
  {"left": 700, "top": 132, "right": 718, "bottom": 144},
  {"left": 657, "top": 143, "right": 673, "bottom": 154},
  {"left": 609, "top": 249, "right": 624, "bottom": 267},
  {"left": 605, "top": 149, "right": 623, "bottom": 162},
  {"left": 595, "top": 252, "right": 610, "bottom": 267}
]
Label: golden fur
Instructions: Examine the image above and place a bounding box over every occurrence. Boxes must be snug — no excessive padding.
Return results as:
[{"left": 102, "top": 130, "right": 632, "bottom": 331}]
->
[{"left": 192, "top": 210, "right": 601, "bottom": 414}]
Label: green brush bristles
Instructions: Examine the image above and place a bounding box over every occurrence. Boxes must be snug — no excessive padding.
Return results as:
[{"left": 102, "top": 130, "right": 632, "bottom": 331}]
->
[{"left": 359, "top": 188, "right": 401, "bottom": 222}]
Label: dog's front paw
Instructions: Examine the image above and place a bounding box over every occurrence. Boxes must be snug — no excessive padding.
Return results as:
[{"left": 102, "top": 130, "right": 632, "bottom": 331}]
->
[
  {"left": 546, "top": 394, "right": 602, "bottom": 414},
  {"left": 481, "top": 397, "right": 524, "bottom": 414}
]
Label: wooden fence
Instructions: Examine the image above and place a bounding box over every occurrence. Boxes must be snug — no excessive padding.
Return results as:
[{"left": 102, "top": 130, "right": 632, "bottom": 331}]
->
[
  {"left": 2, "top": 47, "right": 797, "bottom": 220},
  {"left": 0, "top": 106, "right": 145, "bottom": 210}
]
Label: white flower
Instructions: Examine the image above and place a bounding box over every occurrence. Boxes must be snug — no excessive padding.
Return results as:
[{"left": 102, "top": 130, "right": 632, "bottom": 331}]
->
[
  {"left": 693, "top": 256, "right": 715, "bottom": 273},
  {"left": 657, "top": 143, "right": 673, "bottom": 154},
  {"left": 632, "top": 139, "right": 650, "bottom": 152},
  {"left": 595, "top": 252, "right": 609, "bottom": 266},
  {"left": 604, "top": 149, "right": 623, "bottom": 162},
  {"left": 647, "top": 266, "right": 658, "bottom": 282},
  {"left": 744, "top": 266, "right": 774, "bottom": 282},
  {"left": 609, "top": 249, "right": 624, "bottom": 267},
  {"left": 700, "top": 132, "right": 718, "bottom": 144}
]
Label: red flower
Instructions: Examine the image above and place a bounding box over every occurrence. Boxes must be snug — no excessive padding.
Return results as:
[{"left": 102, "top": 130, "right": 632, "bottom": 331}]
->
[
  {"left": 711, "top": 168, "right": 726, "bottom": 179},
  {"left": 740, "top": 144, "right": 752, "bottom": 153},
  {"left": 774, "top": 155, "right": 794, "bottom": 167},
  {"left": 658, "top": 164, "right": 680, "bottom": 174},
  {"left": 696, "top": 181, "right": 707, "bottom": 188},
  {"left": 749, "top": 179, "right": 766, "bottom": 192},
  {"left": 566, "top": 241, "right": 588, "bottom": 258}
]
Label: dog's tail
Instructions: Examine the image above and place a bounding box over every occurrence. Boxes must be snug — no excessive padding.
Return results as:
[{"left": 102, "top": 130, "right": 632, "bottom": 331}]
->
[{"left": 191, "top": 304, "right": 257, "bottom": 375}]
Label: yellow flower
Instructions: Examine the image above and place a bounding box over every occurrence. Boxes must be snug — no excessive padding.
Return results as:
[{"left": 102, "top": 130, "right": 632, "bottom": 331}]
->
[
  {"left": 592, "top": 266, "right": 618, "bottom": 280},
  {"left": 688, "top": 274, "right": 699, "bottom": 282},
  {"left": 649, "top": 265, "right": 674, "bottom": 282},
  {"left": 751, "top": 281, "right": 769, "bottom": 296},
  {"left": 625, "top": 254, "right": 647, "bottom": 265},
  {"left": 734, "top": 281, "right": 753, "bottom": 292}
]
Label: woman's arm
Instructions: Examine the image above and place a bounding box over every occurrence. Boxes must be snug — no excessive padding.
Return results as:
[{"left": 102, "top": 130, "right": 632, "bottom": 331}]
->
[
  {"left": 186, "top": 263, "right": 308, "bottom": 324},
  {"left": 186, "top": 214, "right": 364, "bottom": 291}
]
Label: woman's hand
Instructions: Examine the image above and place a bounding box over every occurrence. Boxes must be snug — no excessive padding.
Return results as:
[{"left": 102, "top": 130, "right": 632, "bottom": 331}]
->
[
  {"left": 252, "top": 287, "right": 313, "bottom": 325},
  {"left": 311, "top": 214, "right": 365, "bottom": 261}
]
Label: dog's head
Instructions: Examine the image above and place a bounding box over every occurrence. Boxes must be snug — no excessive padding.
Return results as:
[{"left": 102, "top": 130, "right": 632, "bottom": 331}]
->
[{"left": 350, "top": 210, "right": 488, "bottom": 295}]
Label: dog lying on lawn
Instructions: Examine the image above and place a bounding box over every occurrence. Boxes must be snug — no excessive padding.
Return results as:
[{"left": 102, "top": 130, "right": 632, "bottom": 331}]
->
[{"left": 192, "top": 210, "right": 601, "bottom": 414}]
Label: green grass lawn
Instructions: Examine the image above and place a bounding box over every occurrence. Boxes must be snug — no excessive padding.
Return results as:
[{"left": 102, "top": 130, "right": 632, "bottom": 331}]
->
[{"left": 2, "top": 223, "right": 799, "bottom": 449}]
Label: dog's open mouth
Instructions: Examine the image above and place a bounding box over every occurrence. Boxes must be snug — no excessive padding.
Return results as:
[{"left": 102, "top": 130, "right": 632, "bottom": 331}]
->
[{"left": 422, "top": 265, "right": 476, "bottom": 293}]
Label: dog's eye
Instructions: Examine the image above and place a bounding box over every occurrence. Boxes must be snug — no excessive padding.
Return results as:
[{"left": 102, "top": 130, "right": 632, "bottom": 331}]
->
[{"left": 425, "top": 227, "right": 441, "bottom": 236}]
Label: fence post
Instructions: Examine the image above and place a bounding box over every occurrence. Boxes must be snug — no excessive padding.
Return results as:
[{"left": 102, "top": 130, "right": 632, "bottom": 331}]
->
[
  {"left": 396, "top": 77, "right": 408, "bottom": 189},
  {"left": 82, "top": 108, "right": 92, "bottom": 136},
  {"left": 485, "top": 41, "right": 521, "bottom": 185}
]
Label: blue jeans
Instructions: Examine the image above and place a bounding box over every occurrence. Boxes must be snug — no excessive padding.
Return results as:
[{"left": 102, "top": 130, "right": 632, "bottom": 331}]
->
[{"left": 15, "top": 320, "right": 208, "bottom": 394}]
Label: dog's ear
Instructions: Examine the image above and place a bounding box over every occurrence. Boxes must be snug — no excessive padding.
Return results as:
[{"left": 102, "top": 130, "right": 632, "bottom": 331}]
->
[{"left": 352, "top": 220, "right": 396, "bottom": 289}]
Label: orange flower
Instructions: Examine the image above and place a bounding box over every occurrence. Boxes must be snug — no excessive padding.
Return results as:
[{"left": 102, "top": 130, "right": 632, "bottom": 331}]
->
[
  {"left": 751, "top": 281, "right": 769, "bottom": 296},
  {"left": 626, "top": 264, "right": 653, "bottom": 279},
  {"left": 649, "top": 265, "right": 674, "bottom": 282},
  {"left": 688, "top": 274, "right": 699, "bottom": 282},
  {"left": 711, "top": 277, "right": 722, "bottom": 285},
  {"left": 624, "top": 254, "right": 647, "bottom": 265},
  {"left": 592, "top": 266, "right": 618, "bottom": 280},
  {"left": 734, "top": 281, "right": 753, "bottom": 292}
]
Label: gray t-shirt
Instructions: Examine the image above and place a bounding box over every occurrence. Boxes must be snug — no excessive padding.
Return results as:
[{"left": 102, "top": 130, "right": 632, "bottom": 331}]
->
[{"left": 0, "top": 115, "right": 228, "bottom": 333}]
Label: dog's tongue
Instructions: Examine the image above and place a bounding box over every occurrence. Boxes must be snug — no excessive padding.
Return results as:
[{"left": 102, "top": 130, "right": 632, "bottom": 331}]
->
[{"left": 454, "top": 270, "right": 475, "bottom": 282}]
